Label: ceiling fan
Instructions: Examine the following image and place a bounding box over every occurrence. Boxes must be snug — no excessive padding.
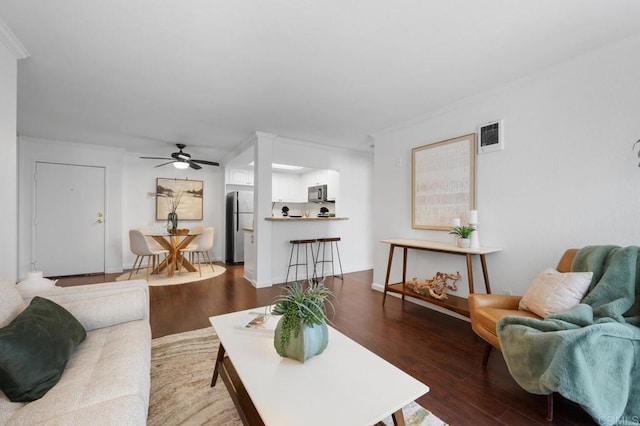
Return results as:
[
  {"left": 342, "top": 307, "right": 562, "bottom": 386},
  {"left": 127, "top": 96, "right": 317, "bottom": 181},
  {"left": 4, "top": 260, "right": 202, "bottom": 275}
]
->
[{"left": 140, "top": 144, "right": 219, "bottom": 170}]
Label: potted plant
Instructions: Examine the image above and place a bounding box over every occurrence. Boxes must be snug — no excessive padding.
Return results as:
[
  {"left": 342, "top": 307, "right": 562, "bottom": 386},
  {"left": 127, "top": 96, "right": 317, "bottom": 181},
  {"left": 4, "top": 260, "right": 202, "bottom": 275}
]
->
[
  {"left": 269, "top": 282, "right": 335, "bottom": 363},
  {"left": 449, "top": 225, "right": 476, "bottom": 248}
]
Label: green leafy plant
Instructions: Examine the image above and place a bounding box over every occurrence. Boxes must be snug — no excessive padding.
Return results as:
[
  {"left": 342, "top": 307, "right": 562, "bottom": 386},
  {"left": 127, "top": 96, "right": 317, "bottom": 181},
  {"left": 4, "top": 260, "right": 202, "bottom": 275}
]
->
[
  {"left": 269, "top": 282, "right": 335, "bottom": 354},
  {"left": 449, "top": 225, "right": 476, "bottom": 239}
]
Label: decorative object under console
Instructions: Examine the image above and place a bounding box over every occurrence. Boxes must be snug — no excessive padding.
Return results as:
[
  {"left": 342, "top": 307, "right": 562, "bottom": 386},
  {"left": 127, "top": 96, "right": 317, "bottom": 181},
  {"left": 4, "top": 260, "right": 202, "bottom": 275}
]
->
[{"left": 406, "top": 271, "right": 461, "bottom": 300}]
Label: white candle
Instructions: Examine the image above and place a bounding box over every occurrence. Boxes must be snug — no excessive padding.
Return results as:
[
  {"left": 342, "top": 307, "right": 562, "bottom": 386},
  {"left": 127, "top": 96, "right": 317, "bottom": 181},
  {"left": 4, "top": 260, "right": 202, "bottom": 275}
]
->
[
  {"left": 469, "top": 210, "right": 478, "bottom": 224},
  {"left": 452, "top": 218, "right": 461, "bottom": 227}
]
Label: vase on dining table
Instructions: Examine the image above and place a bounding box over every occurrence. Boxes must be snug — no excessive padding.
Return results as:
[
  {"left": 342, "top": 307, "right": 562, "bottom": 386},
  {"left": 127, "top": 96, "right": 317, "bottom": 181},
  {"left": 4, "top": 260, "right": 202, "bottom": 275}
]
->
[{"left": 167, "top": 212, "right": 178, "bottom": 231}]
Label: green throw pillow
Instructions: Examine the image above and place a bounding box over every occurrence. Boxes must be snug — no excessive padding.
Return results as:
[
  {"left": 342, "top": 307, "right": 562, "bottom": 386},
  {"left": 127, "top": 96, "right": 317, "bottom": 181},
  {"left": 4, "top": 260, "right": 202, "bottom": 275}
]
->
[{"left": 0, "top": 296, "right": 86, "bottom": 402}]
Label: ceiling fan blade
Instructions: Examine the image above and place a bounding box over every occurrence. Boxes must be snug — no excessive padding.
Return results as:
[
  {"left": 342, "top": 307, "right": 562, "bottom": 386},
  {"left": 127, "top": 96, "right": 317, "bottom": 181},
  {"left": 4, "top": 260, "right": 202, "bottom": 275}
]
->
[
  {"left": 154, "top": 160, "right": 176, "bottom": 168},
  {"left": 191, "top": 159, "right": 220, "bottom": 166},
  {"left": 140, "top": 156, "right": 173, "bottom": 160},
  {"left": 189, "top": 161, "right": 202, "bottom": 170}
]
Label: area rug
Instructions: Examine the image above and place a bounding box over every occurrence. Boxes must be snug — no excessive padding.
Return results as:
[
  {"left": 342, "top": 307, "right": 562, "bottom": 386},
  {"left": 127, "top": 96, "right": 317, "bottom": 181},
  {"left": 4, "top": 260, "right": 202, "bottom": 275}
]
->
[
  {"left": 148, "top": 327, "right": 447, "bottom": 426},
  {"left": 116, "top": 265, "right": 225, "bottom": 286}
]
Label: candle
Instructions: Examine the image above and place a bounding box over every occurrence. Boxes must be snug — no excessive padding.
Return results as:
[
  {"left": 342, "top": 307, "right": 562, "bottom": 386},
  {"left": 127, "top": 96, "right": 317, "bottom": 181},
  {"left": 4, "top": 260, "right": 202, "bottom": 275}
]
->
[
  {"left": 452, "top": 218, "right": 461, "bottom": 227},
  {"left": 469, "top": 210, "right": 478, "bottom": 224}
]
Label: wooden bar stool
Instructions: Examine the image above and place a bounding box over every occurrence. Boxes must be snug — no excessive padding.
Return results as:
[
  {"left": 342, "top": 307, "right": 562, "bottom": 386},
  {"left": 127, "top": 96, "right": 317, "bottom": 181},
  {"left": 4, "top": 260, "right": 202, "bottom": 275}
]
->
[
  {"left": 314, "top": 237, "right": 344, "bottom": 282},
  {"left": 285, "top": 239, "right": 316, "bottom": 283}
]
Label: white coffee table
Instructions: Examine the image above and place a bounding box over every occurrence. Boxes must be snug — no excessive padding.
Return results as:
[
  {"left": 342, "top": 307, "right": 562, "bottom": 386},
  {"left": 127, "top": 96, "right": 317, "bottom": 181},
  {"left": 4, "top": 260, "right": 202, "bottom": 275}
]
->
[{"left": 209, "top": 307, "right": 429, "bottom": 426}]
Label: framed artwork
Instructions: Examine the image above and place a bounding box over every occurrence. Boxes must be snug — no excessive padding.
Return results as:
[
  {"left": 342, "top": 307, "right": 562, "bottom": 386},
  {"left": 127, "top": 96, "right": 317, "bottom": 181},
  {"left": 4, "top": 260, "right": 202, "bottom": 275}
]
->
[
  {"left": 412, "top": 134, "right": 476, "bottom": 230},
  {"left": 156, "top": 178, "right": 203, "bottom": 220}
]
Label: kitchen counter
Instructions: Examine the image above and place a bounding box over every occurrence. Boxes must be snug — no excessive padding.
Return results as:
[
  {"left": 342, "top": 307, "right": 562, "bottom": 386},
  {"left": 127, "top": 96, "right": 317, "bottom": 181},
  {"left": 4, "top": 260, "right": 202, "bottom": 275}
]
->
[{"left": 265, "top": 217, "right": 349, "bottom": 221}]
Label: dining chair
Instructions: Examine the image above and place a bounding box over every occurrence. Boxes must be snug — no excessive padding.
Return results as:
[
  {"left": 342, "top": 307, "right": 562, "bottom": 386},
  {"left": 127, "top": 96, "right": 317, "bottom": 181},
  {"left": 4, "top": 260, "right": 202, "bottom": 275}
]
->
[
  {"left": 184, "top": 225, "right": 206, "bottom": 263},
  {"left": 128, "top": 229, "right": 169, "bottom": 280},
  {"left": 180, "top": 227, "right": 215, "bottom": 276},
  {"left": 138, "top": 226, "right": 165, "bottom": 251}
]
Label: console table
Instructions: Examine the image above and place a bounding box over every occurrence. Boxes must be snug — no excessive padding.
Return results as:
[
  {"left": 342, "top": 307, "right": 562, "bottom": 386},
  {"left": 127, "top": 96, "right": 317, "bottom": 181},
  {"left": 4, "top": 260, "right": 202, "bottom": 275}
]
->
[{"left": 381, "top": 239, "right": 502, "bottom": 317}]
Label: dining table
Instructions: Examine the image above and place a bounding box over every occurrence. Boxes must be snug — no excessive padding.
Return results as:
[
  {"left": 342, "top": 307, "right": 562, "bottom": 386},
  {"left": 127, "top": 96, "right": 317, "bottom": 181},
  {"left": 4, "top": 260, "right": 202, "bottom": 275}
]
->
[{"left": 146, "top": 232, "right": 201, "bottom": 277}]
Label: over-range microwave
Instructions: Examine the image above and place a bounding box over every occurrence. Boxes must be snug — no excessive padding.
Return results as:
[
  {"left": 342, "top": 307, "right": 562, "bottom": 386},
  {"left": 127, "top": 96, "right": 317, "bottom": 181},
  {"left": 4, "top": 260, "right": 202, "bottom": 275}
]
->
[{"left": 308, "top": 184, "right": 328, "bottom": 203}]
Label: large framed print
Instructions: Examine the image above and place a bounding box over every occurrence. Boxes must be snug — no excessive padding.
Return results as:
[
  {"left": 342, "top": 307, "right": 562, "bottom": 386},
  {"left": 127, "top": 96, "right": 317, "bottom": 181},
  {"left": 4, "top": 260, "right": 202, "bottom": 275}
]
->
[
  {"left": 412, "top": 134, "right": 476, "bottom": 230},
  {"left": 156, "top": 178, "right": 203, "bottom": 220}
]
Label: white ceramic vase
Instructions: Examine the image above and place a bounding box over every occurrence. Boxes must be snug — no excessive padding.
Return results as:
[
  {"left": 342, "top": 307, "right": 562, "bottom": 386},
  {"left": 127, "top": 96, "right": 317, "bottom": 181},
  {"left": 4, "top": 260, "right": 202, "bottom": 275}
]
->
[{"left": 457, "top": 238, "right": 471, "bottom": 248}]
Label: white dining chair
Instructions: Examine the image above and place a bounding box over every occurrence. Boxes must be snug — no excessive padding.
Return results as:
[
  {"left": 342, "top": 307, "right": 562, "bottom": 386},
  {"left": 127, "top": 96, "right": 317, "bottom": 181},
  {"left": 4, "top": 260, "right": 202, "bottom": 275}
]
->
[
  {"left": 180, "top": 227, "right": 215, "bottom": 276},
  {"left": 129, "top": 229, "right": 169, "bottom": 280},
  {"left": 138, "top": 226, "right": 165, "bottom": 251},
  {"left": 183, "top": 225, "right": 206, "bottom": 263}
]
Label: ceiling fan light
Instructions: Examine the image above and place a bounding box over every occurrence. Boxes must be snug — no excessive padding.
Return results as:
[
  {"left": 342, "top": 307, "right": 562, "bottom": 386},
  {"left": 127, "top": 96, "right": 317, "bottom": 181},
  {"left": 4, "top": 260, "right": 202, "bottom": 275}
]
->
[{"left": 173, "top": 161, "right": 189, "bottom": 169}]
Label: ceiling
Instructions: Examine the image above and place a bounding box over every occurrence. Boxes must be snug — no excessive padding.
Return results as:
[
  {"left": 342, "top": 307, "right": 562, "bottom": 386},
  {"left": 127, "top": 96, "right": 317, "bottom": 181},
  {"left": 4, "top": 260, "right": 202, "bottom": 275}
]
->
[{"left": 2, "top": 1, "right": 640, "bottom": 162}]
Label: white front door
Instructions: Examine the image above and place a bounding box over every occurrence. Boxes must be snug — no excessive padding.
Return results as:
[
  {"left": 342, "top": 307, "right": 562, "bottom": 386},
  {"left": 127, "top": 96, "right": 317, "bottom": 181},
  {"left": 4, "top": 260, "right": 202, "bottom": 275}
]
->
[{"left": 35, "top": 162, "right": 106, "bottom": 277}]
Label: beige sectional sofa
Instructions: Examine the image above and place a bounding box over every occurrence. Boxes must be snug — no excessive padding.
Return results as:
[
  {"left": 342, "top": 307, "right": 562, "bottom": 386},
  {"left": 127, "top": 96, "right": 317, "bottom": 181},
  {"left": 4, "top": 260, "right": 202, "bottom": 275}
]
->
[{"left": 0, "top": 279, "right": 151, "bottom": 425}]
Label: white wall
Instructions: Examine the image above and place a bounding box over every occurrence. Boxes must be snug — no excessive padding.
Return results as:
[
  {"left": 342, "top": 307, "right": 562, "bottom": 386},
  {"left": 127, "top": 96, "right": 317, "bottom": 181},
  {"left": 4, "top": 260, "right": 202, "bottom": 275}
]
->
[
  {"left": 17, "top": 138, "right": 225, "bottom": 278},
  {"left": 0, "top": 43, "right": 17, "bottom": 283},
  {"left": 122, "top": 153, "right": 225, "bottom": 268},
  {"left": 372, "top": 35, "right": 640, "bottom": 301}
]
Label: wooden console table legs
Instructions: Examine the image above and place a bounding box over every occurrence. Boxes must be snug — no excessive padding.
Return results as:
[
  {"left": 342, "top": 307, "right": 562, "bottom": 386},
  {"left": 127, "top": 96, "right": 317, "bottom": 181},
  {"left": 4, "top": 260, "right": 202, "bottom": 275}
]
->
[{"left": 480, "top": 254, "right": 492, "bottom": 294}]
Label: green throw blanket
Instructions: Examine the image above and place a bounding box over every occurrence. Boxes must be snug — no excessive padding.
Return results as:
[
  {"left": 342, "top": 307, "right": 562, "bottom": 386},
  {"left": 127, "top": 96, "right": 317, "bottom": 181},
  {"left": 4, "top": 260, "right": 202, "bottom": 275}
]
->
[{"left": 497, "top": 245, "right": 640, "bottom": 426}]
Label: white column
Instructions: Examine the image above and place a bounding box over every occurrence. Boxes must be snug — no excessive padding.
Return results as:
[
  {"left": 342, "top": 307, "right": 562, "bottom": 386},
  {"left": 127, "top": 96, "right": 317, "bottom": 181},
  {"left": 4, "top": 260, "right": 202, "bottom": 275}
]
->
[{"left": 253, "top": 132, "right": 276, "bottom": 287}]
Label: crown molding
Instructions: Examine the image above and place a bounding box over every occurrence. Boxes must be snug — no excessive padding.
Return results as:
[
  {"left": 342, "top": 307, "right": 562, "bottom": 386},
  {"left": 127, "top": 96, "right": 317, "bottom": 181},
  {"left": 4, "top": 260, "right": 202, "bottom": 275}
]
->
[{"left": 0, "top": 16, "right": 30, "bottom": 59}]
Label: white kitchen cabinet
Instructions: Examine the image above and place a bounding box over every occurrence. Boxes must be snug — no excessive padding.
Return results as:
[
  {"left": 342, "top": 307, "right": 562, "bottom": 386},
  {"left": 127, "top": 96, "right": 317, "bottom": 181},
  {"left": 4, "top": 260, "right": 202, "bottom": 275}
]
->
[
  {"left": 243, "top": 229, "right": 255, "bottom": 283},
  {"left": 327, "top": 169, "right": 339, "bottom": 201},
  {"left": 272, "top": 172, "right": 305, "bottom": 202},
  {"left": 228, "top": 168, "right": 254, "bottom": 186}
]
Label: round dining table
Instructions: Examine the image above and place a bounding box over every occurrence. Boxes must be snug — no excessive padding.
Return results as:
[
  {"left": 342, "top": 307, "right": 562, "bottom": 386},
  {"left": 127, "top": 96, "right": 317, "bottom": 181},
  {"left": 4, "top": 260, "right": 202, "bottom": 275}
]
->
[{"left": 145, "top": 232, "right": 201, "bottom": 278}]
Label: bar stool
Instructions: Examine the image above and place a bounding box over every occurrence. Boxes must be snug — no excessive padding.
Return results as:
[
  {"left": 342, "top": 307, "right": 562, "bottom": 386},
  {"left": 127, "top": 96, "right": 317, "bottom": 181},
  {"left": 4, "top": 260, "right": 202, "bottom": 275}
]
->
[
  {"left": 314, "top": 237, "right": 344, "bottom": 281},
  {"left": 285, "top": 239, "right": 316, "bottom": 283}
]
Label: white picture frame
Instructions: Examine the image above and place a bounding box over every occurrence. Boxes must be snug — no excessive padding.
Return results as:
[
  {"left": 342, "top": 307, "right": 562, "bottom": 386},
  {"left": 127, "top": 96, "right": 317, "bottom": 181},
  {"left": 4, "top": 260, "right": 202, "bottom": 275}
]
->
[{"left": 477, "top": 120, "right": 504, "bottom": 154}]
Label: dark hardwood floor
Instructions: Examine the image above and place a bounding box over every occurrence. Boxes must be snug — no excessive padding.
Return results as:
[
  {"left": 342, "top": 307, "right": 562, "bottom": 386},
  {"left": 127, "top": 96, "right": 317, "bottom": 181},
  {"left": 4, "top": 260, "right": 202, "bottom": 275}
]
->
[{"left": 57, "top": 266, "right": 594, "bottom": 425}]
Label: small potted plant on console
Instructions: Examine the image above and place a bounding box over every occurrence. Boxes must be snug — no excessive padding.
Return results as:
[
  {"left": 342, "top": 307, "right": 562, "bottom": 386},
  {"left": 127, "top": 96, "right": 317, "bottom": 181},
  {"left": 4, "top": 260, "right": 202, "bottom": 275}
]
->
[{"left": 449, "top": 225, "right": 476, "bottom": 248}]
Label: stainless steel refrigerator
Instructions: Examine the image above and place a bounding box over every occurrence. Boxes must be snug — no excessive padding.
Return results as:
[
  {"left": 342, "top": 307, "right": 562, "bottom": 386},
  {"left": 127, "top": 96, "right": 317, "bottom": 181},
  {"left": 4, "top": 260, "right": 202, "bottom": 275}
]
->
[{"left": 225, "top": 191, "right": 254, "bottom": 264}]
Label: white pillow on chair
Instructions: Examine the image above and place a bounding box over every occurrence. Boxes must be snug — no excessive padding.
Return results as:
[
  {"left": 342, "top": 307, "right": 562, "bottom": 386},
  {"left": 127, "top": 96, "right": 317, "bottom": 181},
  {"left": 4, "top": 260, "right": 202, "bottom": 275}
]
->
[
  {"left": 519, "top": 268, "right": 593, "bottom": 317},
  {"left": 0, "top": 279, "right": 26, "bottom": 327}
]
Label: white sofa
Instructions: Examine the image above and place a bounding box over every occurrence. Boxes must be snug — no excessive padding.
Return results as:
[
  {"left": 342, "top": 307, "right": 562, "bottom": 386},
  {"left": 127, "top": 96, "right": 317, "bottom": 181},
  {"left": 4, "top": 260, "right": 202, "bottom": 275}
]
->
[{"left": 0, "top": 279, "right": 151, "bottom": 425}]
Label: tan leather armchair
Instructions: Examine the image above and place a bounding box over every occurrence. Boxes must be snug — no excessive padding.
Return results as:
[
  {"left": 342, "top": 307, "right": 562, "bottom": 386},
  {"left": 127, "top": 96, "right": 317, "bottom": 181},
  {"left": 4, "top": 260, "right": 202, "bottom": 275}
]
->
[{"left": 469, "top": 248, "right": 578, "bottom": 366}]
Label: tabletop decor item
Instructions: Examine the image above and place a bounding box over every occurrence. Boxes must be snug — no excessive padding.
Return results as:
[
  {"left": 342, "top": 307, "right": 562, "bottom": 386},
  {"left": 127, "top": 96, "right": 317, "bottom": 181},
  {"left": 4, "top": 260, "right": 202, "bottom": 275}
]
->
[
  {"left": 269, "top": 282, "right": 335, "bottom": 363},
  {"left": 449, "top": 225, "right": 476, "bottom": 248},
  {"left": 165, "top": 190, "right": 183, "bottom": 231}
]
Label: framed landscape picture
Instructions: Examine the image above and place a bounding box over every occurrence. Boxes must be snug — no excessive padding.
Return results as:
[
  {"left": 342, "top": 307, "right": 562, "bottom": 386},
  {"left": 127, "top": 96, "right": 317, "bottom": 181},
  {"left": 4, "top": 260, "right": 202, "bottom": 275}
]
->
[
  {"left": 412, "top": 134, "right": 476, "bottom": 230},
  {"left": 156, "top": 178, "right": 203, "bottom": 220}
]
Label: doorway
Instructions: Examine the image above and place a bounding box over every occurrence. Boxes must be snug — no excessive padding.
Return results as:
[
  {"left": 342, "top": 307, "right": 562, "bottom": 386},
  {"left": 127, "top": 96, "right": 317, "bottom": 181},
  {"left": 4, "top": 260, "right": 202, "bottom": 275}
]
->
[{"left": 34, "top": 162, "right": 106, "bottom": 277}]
